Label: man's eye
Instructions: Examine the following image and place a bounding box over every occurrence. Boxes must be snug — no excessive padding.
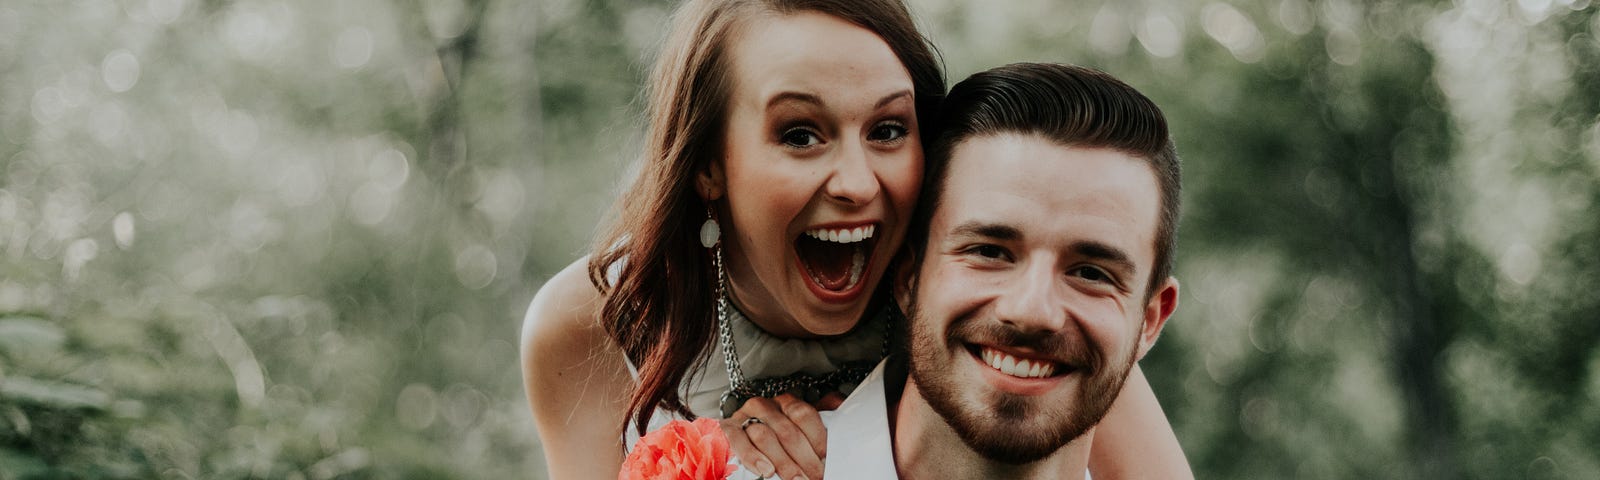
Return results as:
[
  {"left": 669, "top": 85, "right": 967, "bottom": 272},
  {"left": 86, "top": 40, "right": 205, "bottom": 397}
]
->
[
  {"left": 867, "top": 123, "right": 908, "bottom": 143},
  {"left": 967, "top": 245, "right": 1009, "bottom": 260},
  {"left": 1070, "top": 266, "right": 1112, "bottom": 283},
  {"left": 780, "top": 128, "right": 823, "bottom": 148}
]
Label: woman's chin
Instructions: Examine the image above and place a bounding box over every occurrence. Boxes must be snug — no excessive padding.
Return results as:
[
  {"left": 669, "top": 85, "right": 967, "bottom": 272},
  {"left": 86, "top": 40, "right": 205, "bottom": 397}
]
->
[{"left": 793, "top": 289, "right": 879, "bottom": 337}]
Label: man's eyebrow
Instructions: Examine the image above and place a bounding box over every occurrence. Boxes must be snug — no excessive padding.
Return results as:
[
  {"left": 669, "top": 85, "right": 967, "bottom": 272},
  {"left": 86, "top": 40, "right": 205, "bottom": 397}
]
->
[
  {"left": 1073, "top": 241, "right": 1137, "bottom": 274},
  {"left": 948, "top": 221, "right": 1022, "bottom": 241}
]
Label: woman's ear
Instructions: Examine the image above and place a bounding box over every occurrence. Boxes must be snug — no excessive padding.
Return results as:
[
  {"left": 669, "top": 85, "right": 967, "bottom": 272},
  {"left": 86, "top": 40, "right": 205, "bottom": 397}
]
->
[{"left": 696, "top": 160, "right": 726, "bottom": 201}]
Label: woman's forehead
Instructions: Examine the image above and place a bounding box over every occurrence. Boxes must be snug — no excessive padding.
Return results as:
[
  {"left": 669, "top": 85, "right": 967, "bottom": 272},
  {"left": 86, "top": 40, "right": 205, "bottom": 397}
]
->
[{"left": 726, "top": 11, "right": 914, "bottom": 112}]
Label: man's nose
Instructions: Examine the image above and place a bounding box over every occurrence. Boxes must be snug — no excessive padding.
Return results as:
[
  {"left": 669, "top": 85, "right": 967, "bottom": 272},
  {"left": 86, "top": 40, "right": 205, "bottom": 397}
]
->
[
  {"left": 823, "top": 140, "right": 881, "bottom": 206},
  {"left": 993, "top": 259, "right": 1068, "bottom": 334}
]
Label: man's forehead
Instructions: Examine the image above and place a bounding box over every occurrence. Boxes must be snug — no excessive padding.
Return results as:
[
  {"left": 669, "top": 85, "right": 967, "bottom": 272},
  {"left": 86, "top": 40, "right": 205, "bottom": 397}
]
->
[{"left": 934, "top": 134, "right": 1161, "bottom": 262}]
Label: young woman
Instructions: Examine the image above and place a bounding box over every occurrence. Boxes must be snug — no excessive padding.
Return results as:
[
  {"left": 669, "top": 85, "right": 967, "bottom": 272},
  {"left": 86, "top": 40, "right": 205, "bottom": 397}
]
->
[{"left": 521, "top": 1, "right": 1189, "bottom": 479}]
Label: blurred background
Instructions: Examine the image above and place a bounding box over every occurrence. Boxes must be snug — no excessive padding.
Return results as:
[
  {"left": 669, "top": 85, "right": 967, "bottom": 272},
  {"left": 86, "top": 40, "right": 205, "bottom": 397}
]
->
[{"left": 1, "top": 0, "right": 1597, "bottom": 478}]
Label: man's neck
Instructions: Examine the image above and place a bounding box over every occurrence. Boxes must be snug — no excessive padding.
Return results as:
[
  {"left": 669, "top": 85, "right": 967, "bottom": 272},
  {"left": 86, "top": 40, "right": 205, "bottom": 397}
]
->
[{"left": 890, "top": 381, "right": 1091, "bottom": 480}]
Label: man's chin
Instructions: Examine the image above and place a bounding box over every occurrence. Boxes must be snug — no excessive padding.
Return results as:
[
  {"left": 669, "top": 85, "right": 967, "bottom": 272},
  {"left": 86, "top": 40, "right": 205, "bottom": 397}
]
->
[
  {"left": 945, "top": 395, "right": 1098, "bottom": 465},
  {"left": 910, "top": 353, "right": 1131, "bottom": 466}
]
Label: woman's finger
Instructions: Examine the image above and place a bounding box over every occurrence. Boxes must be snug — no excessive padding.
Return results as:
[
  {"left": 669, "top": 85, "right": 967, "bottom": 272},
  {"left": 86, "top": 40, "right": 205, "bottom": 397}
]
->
[
  {"left": 743, "top": 416, "right": 821, "bottom": 480},
  {"left": 721, "top": 414, "right": 776, "bottom": 478},
  {"left": 774, "top": 393, "right": 829, "bottom": 460},
  {"left": 735, "top": 395, "right": 825, "bottom": 479}
]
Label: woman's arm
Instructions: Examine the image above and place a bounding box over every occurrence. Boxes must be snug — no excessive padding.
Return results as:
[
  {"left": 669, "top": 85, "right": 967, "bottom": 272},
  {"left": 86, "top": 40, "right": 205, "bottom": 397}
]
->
[
  {"left": 1088, "top": 364, "right": 1194, "bottom": 479},
  {"left": 522, "top": 257, "right": 635, "bottom": 479}
]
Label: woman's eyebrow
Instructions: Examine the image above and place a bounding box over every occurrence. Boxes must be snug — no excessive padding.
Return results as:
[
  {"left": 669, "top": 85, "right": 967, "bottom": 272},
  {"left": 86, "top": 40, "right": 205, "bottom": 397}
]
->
[
  {"left": 874, "top": 90, "right": 912, "bottom": 109},
  {"left": 764, "top": 90, "right": 913, "bottom": 111},
  {"left": 766, "top": 91, "right": 824, "bottom": 110}
]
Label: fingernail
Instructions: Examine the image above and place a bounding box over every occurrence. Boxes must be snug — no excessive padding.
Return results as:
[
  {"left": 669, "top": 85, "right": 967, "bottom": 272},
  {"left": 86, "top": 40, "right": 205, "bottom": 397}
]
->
[
  {"left": 755, "top": 460, "right": 773, "bottom": 477},
  {"left": 794, "top": 475, "right": 810, "bottom": 480}
]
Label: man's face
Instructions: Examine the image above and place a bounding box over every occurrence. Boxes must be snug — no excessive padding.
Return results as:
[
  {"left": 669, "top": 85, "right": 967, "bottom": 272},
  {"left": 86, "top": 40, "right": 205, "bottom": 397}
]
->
[{"left": 904, "top": 133, "right": 1177, "bottom": 464}]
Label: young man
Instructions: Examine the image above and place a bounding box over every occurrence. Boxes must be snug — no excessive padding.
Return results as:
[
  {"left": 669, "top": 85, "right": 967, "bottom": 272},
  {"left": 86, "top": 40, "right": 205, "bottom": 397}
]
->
[{"left": 886, "top": 62, "right": 1184, "bottom": 479}]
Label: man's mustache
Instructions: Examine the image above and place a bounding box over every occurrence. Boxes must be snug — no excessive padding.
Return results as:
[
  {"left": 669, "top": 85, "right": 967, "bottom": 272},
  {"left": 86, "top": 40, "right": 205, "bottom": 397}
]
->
[{"left": 945, "top": 317, "right": 1102, "bottom": 373}]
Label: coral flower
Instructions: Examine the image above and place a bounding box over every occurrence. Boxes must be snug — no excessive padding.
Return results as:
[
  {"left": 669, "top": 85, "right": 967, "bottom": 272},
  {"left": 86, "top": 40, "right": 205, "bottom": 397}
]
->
[{"left": 619, "top": 418, "right": 736, "bottom": 480}]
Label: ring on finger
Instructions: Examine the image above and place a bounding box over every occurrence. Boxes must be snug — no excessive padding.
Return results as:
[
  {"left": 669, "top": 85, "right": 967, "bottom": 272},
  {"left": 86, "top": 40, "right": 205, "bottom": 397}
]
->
[{"left": 740, "top": 417, "right": 763, "bottom": 430}]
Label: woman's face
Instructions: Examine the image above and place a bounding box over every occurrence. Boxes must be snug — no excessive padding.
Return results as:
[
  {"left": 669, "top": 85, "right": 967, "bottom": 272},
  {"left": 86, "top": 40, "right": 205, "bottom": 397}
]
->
[{"left": 703, "top": 11, "right": 922, "bottom": 338}]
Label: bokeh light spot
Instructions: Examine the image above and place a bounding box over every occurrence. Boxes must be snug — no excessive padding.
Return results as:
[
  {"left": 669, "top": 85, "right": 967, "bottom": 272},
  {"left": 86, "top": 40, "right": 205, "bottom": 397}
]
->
[
  {"left": 1326, "top": 27, "right": 1362, "bottom": 65},
  {"left": 333, "top": 27, "right": 373, "bottom": 69},
  {"left": 1498, "top": 241, "right": 1540, "bottom": 285},
  {"left": 348, "top": 183, "right": 394, "bottom": 226},
  {"left": 453, "top": 244, "right": 496, "bottom": 289},
  {"left": 101, "top": 50, "right": 141, "bottom": 93},
  {"left": 1136, "top": 13, "right": 1184, "bottom": 58},
  {"left": 396, "top": 383, "right": 439, "bottom": 431},
  {"left": 1202, "top": 3, "right": 1266, "bottom": 63},
  {"left": 368, "top": 148, "right": 410, "bottom": 191},
  {"left": 1089, "top": 4, "right": 1131, "bottom": 56},
  {"left": 1276, "top": 0, "right": 1316, "bottom": 35}
]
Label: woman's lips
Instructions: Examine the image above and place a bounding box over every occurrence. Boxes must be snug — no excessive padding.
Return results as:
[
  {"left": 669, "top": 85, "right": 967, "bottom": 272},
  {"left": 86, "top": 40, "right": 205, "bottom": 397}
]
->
[{"left": 794, "top": 222, "right": 879, "bottom": 303}]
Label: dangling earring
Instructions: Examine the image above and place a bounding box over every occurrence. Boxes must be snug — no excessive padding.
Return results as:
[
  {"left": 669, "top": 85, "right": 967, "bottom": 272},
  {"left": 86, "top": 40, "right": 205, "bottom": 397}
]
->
[
  {"left": 699, "top": 209, "right": 720, "bottom": 249},
  {"left": 705, "top": 208, "right": 750, "bottom": 415}
]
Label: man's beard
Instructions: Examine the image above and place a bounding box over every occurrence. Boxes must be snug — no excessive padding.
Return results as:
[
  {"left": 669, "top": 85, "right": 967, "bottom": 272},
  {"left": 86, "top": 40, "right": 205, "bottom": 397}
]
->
[{"left": 905, "top": 293, "right": 1139, "bottom": 465}]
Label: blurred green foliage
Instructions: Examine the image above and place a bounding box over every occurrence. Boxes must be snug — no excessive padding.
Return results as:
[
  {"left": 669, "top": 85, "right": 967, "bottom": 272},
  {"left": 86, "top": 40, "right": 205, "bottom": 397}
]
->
[{"left": 1, "top": 0, "right": 1597, "bottom": 478}]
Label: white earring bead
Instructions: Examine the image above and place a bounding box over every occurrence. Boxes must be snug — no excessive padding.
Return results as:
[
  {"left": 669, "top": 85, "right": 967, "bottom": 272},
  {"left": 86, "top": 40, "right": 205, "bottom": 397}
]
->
[{"left": 700, "top": 217, "right": 720, "bottom": 248}]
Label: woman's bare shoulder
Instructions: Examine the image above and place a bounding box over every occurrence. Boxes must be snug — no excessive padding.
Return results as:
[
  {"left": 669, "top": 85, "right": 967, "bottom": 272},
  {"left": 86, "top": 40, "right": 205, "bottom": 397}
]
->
[
  {"left": 522, "top": 256, "right": 606, "bottom": 348},
  {"left": 521, "top": 256, "right": 625, "bottom": 390},
  {"left": 520, "top": 256, "right": 633, "bottom": 478}
]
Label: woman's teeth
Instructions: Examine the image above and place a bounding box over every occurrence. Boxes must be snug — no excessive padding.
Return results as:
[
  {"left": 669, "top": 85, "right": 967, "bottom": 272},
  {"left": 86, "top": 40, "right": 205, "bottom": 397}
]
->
[
  {"left": 848, "top": 247, "right": 864, "bottom": 286},
  {"left": 979, "top": 346, "right": 1058, "bottom": 379},
  {"left": 804, "top": 225, "right": 875, "bottom": 243}
]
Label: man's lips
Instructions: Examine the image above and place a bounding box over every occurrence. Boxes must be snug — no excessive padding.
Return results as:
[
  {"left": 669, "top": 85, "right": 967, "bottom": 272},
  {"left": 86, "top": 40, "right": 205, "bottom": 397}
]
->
[{"left": 967, "top": 343, "right": 1072, "bottom": 379}]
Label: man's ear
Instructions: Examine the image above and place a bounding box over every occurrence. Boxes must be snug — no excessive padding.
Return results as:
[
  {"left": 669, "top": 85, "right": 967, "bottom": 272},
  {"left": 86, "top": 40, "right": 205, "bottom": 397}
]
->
[
  {"left": 1134, "top": 276, "right": 1179, "bottom": 361},
  {"left": 892, "top": 253, "right": 919, "bottom": 316},
  {"left": 695, "top": 159, "right": 726, "bottom": 201}
]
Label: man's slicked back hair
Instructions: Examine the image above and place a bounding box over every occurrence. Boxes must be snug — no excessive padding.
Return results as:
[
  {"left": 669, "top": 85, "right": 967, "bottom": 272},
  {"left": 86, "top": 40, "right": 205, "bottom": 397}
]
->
[{"left": 915, "top": 62, "right": 1181, "bottom": 296}]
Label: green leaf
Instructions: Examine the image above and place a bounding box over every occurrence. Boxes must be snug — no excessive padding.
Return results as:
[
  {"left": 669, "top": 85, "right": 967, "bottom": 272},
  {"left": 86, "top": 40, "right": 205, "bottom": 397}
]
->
[
  {"left": 0, "top": 316, "right": 67, "bottom": 355},
  {"left": 0, "top": 377, "right": 109, "bottom": 412}
]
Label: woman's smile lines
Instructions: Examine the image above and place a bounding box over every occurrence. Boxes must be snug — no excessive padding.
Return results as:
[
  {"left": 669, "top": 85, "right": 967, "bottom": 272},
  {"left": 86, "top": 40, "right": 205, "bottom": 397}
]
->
[{"left": 803, "top": 225, "right": 876, "bottom": 243}]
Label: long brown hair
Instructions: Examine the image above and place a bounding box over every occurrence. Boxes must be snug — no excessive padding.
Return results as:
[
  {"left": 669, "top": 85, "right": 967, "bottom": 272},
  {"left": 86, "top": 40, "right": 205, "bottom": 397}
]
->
[{"left": 587, "top": 0, "right": 944, "bottom": 435}]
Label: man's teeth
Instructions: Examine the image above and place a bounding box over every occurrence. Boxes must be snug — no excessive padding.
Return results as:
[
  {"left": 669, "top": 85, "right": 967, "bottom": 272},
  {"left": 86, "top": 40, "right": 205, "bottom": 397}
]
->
[
  {"left": 804, "top": 225, "right": 876, "bottom": 243},
  {"left": 979, "top": 347, "right": 1057, "bottom": 379}
]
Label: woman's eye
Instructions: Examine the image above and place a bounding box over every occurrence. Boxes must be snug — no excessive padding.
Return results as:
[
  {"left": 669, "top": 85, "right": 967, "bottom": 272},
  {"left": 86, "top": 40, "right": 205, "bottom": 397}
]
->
[
  {"left": 867, "top": 123, "right": 908, "bottom": 143},
  {"left": 780, "top": 128, "right": 823, "bottom": 148}
]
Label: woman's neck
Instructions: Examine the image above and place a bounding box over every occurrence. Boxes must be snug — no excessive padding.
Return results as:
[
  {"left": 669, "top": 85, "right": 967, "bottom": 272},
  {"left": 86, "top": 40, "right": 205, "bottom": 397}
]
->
[{"left": 724, "top": 277, "right": 824, "bottom": 339}]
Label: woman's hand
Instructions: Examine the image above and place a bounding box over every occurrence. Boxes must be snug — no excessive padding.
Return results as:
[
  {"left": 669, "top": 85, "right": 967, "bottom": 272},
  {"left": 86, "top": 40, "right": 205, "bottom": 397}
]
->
[{"left": 720, "top": 393, "right": 841, "bottom": 480}]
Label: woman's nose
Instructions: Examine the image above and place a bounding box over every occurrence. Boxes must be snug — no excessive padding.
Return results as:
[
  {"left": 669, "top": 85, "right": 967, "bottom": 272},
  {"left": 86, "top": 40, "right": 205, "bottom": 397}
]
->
[{"left": 823, "top": 142, "right": 881, "bottom": 206}]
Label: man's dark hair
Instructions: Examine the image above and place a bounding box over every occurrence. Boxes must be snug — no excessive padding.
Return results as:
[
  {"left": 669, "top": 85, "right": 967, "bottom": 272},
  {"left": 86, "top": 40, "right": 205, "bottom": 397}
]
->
[{"left": 912, "top": 62, "right": 1181, "bottom": 296}]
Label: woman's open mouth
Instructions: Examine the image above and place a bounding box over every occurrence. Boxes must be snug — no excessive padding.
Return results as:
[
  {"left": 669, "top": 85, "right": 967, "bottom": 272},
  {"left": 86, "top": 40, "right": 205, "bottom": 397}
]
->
[{"left": 793, "top": 223, "right": 878, "bottom": 303}]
